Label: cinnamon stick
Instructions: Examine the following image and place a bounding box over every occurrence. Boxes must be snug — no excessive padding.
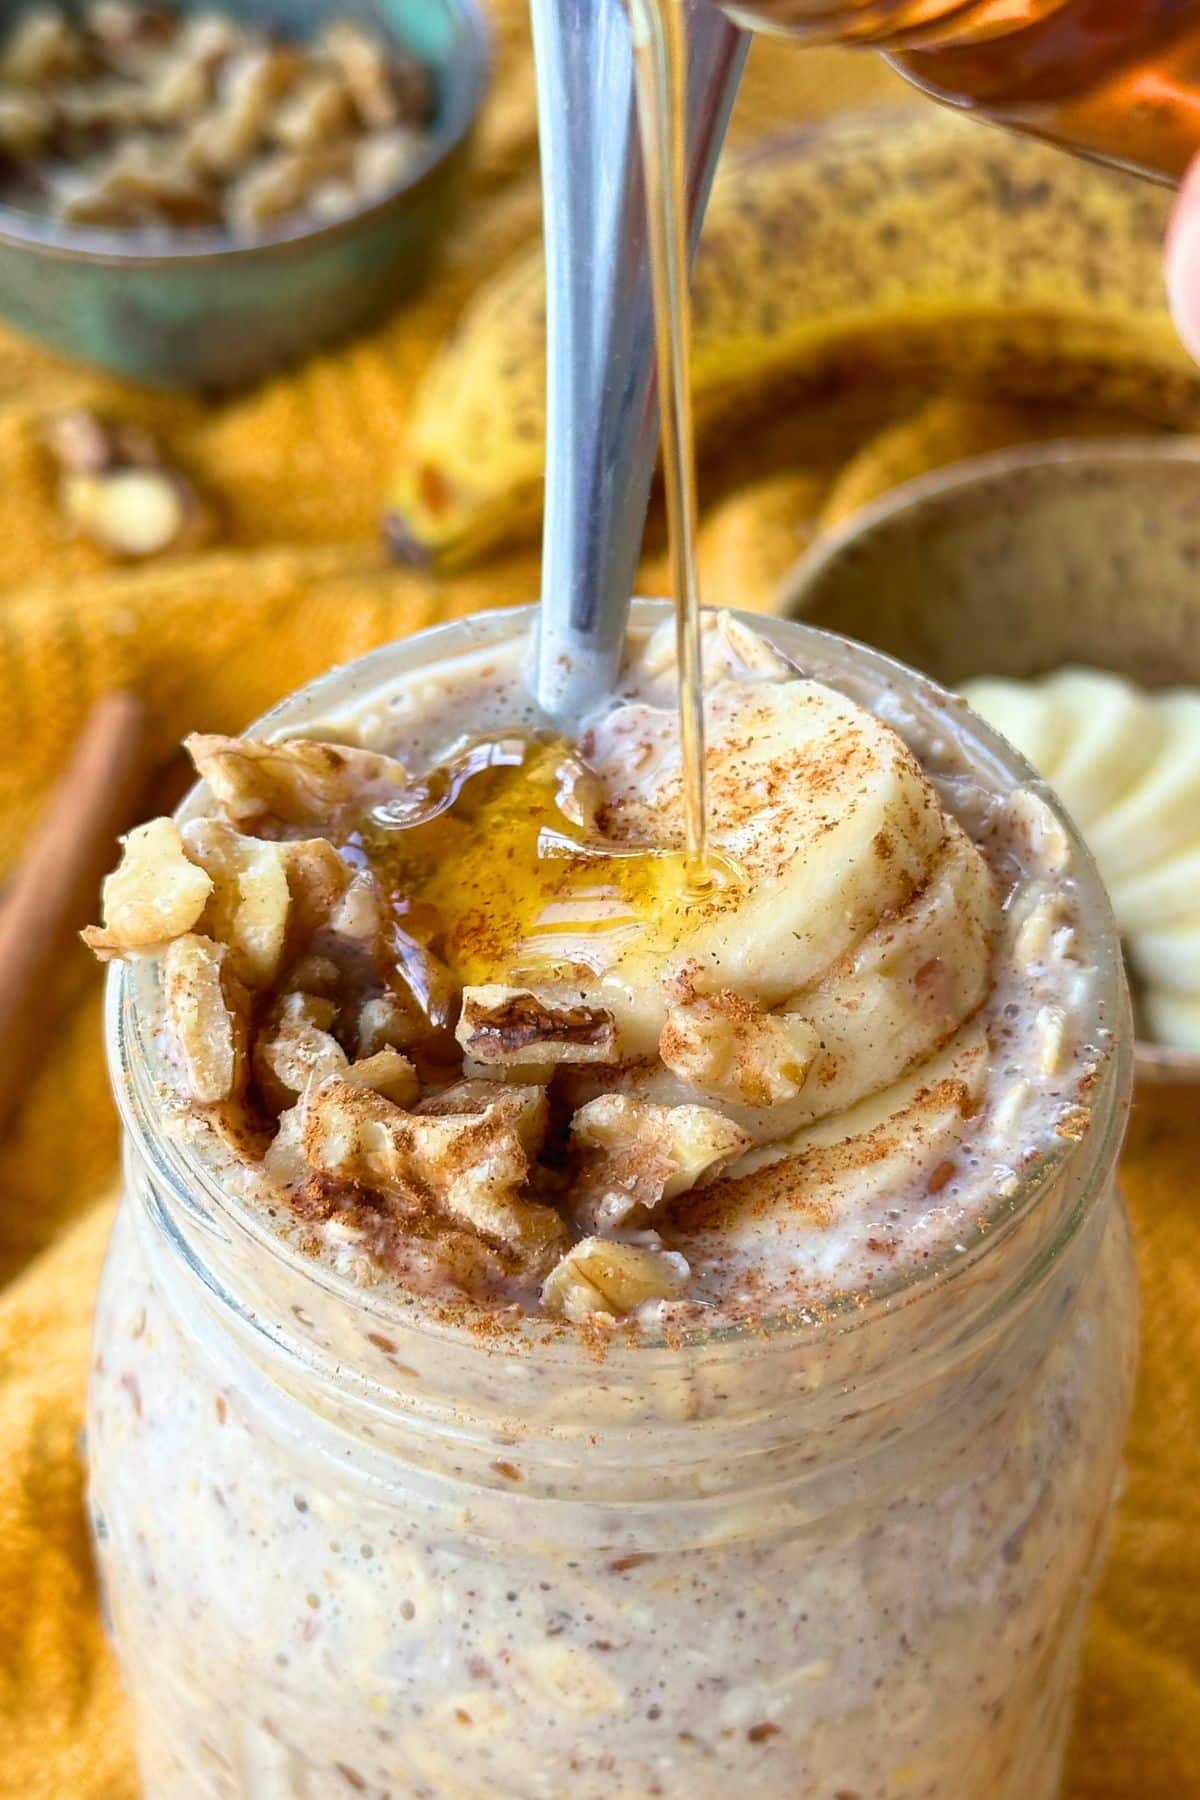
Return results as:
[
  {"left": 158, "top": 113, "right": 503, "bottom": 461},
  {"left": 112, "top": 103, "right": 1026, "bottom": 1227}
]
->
[{"left": 0, "top": 692, "right": 152, "bottom": 1131}]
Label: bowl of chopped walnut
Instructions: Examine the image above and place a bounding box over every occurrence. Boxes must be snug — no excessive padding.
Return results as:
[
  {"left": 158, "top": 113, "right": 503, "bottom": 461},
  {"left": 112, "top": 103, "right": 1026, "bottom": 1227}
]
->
[{"left": 0, "top": 0, "right": 488, "bottom": 386}]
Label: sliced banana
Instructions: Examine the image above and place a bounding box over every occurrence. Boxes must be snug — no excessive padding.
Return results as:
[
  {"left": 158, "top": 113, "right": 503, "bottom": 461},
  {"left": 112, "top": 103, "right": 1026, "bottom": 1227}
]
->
[
  {"left": 1141, "top": 988, "right": 1200, "bottom": 1053},
  {"left": 959, "top": 678, "right": 1067, "bottom": 782},
  {"left": 1086, "top": 694, "right": 1200, "bottom": 882},
  {"left": 596, "top": 819, "right": 996, "bottom": 1145},
  {"left": 667, "top": 1025, "right": 989, "bottom": 1278},
  {"left": 1127, "top": 921, "right": 1200, "bottom": 999},
  {"left": 585, "top": 669, "right": 976, "bottom": 1062},
  {"left": 1034, "top": 668, "right": 1165, "bottom": 829},
  {"left": 1109, "top": 845, "right": 1200, "bottom": 932},
  {"left": 962, "top": 667, "right": 1200, "bottom": 1055}
]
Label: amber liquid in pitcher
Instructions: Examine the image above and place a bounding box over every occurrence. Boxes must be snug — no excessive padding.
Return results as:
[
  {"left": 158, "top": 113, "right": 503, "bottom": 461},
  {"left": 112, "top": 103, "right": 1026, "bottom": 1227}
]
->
[{"left": 720, "top": 0, "right": 1200, "bottom": 183}]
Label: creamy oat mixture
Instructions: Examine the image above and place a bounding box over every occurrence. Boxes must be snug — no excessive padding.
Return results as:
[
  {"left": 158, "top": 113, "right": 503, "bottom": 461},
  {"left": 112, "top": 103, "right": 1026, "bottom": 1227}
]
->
[
  {"left": 87, "top": 611, "right": 1106, "bottom": 1338},
  {"left": 86, "top": 611, "right": 1136, "bottom": 1800}
]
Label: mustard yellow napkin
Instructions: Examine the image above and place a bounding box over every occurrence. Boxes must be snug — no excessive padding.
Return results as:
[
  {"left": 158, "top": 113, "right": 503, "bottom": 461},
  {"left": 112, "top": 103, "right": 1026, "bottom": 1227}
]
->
[{"left": 0, "top": 11, "right": 1195, "bottom": 1794}]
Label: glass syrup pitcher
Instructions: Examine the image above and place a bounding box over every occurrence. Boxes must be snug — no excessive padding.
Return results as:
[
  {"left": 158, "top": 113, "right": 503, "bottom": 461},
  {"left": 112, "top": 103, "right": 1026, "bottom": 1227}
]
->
[{"left": 719, "top": 0, "right": 1200, "bottom": 184}]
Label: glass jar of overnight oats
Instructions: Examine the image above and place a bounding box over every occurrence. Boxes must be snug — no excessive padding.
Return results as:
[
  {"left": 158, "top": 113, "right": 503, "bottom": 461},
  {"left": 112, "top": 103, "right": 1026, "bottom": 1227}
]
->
[{"left": 87, "top": 605, "right": 1138, "bottom": 1800}]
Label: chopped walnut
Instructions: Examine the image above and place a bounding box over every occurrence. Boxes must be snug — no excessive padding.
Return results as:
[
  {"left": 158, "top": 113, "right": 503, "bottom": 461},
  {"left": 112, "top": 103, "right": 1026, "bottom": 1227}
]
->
[
  {"left": 180, "top": 816, "right": 292, "bottom": 989},
  {"left": 552, "top": 752, "right": 604, "bottom": 833},
  {"left": 281, "top": 837, "right": 353, "bottom": 941},
  {"left": 1, "top": 8, "right": 88, "bottom": 85},
  {"left": 185, "top": 732, "right": 409, "bottom": 832},
  {"left": 253, "top": 990, "right": 347, "bottom": 1113},
  {"left": 567, "top": 1094, "right": 749, "bottom": 1231},
  {"left": 0, "top": 4, "right": 434, "bottom": 240},
  {"left": 417, "top": 1080, "right": 549, "bottom": 1162},
  {"left": 355, "top": 991, "right": 422, "bottom": 1056},
  {"left": 83, "top": 816, "right": 213, "bottom": 958},
  {"left": 262, "top": 1094, "right": 307, "bottom": 1190},
  {"left": 225, "top": 143, "right": 351, "bottom": 235},
  {"left": 658, "top": 992, "right": 819, "bottom": 1108},
  {"left": 55, "top": 138, "right": 221, "bottom": 228},
  {"left": 183, "top": 43, "right": 300, "bottom": 179},
  {"left": 542, "top": 1238, "right": 689, "bottom": 1324},
  {"left": 87, "top": 1, "right": 175, "bottom": 70},
  {"left": 47, "top": 410, "right": 214, "bottom": 558},
  {"left": 0, "top": 89, "right": 53, "bottom": 157},
  {"left": 269, "top": 70, "right": 352, "bottom": 151},
  {"left": 322, "top": 20, "right": 402, "bottom": 130},
  {"left": 302, "top": 1080, "right": 566, "bottom": 1266},
  {"left": 342, "top": 1048, "right": 419, "bottom": 1108},
  {"left": 162, "top": 932, "right": 245, "bottom": 1105},
  {"left": 352, "top": 125, "right": 419, "bottom": 199},
  {"left": 457, "top": 983, "right": 616, "bottom": 1067}
]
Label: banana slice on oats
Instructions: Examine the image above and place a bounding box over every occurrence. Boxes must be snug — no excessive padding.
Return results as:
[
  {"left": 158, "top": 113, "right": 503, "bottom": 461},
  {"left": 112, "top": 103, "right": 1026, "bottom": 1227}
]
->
[{"left": 583, "top": 643, "right": 995, "bottom": 1091}]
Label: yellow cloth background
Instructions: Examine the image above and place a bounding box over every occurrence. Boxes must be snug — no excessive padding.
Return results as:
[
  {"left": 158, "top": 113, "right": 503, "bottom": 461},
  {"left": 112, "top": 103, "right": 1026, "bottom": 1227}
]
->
[{"left": 0, "top": 10, "right": 1196, "bottom": 1796}]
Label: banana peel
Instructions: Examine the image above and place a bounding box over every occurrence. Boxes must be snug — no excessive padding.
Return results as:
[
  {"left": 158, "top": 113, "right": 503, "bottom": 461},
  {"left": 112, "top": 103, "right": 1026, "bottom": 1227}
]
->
[{"left": 386, "top": 111, "right": 1200, "bottom": 570}]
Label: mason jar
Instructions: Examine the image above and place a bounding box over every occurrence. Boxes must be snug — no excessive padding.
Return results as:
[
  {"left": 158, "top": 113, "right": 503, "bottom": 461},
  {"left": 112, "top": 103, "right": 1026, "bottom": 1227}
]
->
[{"left": 87, "top": 606, "right": 1138, "bottom": 1799}]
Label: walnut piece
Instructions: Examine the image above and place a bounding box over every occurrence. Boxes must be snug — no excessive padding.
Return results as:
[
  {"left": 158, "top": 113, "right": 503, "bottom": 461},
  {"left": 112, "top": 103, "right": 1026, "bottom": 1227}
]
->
[
  {"left": 322, "top": 20, "right": 401, "bottom": 130},
  {"left": 186, "top": 732, "right": 409, "bottom": 831},
  {"left": 269, "top": 70, "right": 352, "bottom": 151},
  {"left": 225, "top": 143, "right": 351, "bottom": 235},
  {"left": 417, "top": 1079, "right": 549, "bottom": 1161},
  {"left": 355, "top": 991, "right": 422, "bottom": 1056},
  {"left": 302, "top": 1079, "right": 566, "bottom": 1267},
  {"left": 162, "top": 932, "right": 245, "bottom": 1104},
  {"left": 542, "top": 1238, "right": 689, "bottom": 1324},
  {"left": 342, "top": 1048, "right": 419, "bottom": 1108},
  {"left": 1, "top": 8, "right": 88, "bottom": 85},
  {"left": 457, "top": 983, "right": 616, "bottom": 1067},
  {"left": 83, "top": 816, "right": 213, "bottom": 958},
  {"left": 180, "top": 815, "right": 292, "bottom": 989},
  {"left": 568, "top": 1093, "right": 749, "bottom": 1231},
  {"left": 183, "top": 43, "right": 300, "bottom": 179},
  {"left": 0, "top": 4, "right": 434, "bottom": 241},
  {"left": 253, "top": 990, "right": 347, "bottom": 1113},
  {"left": 55, "top": 134, "right": 222, "bottom": 228},
  {"left": 47, "top": 410, "right": 214, "bottom": 558},
  {"left": 658, "top": 992, "right": 819, "bottom": 1108},
  {"left": 0, "top": 89, "right": 53, "bottom": 157}
]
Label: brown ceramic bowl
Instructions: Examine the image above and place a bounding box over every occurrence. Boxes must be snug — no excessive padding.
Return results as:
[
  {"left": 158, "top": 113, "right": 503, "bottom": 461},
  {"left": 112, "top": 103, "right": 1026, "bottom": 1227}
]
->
[{"left": 781, "top": 437, "right": 1200, "bottom": 1083}]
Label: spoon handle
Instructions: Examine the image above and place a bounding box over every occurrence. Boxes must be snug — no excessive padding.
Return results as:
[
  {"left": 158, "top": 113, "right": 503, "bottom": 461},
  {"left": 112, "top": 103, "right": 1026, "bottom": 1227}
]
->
[{"left": 530, "top": 0, "right": 747, "bottom": 726}]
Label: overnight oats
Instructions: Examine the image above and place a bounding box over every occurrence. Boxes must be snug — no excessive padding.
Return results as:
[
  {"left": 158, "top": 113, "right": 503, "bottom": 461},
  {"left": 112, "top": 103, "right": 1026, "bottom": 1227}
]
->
[{"left": 86, "top": 604, "right": 1137, "bottom": 1799}]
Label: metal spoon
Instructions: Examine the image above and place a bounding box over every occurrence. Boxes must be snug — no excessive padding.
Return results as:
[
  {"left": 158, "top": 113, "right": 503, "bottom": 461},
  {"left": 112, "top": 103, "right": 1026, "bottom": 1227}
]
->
[{"left": 529, "top": 0, "right": 747, "bottom": 726}]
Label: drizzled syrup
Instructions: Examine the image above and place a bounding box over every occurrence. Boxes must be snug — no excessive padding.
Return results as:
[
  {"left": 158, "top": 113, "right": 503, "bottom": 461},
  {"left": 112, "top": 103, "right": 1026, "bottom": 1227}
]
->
[
  {"left": 348, "top": 733, "right": 701, "bottom": 994},
  {"left": 630, "top": 0, "right": 713, "bottom": 892}
]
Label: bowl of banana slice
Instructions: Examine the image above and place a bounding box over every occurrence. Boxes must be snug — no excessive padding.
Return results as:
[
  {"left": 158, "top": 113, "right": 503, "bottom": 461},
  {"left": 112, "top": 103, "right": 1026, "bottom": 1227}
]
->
[
  {"left": 0, "top": 0, "right": 488, "bottom": 386},
  {"left": 782, "top": 437, "right": 1200, "bottom": 1083}
]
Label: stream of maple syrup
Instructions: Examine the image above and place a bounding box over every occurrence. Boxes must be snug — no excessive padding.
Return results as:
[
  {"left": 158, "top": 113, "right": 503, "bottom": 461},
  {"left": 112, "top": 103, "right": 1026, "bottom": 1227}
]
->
[{"left": 629, "top": 0, "right": 713, "bottom": 889}]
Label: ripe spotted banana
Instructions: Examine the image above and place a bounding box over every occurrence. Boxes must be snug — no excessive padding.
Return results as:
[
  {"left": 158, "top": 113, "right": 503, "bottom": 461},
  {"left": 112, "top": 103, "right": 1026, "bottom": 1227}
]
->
[{"left": 387, "top": 112, "right": 1200, "bottom": 569}]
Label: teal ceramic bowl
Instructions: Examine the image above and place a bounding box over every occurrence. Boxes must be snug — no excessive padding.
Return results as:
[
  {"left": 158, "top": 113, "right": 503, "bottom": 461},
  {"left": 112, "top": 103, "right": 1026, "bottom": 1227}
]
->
[{"left": 0, "top": 0, "right": 488, "bottom": 388}]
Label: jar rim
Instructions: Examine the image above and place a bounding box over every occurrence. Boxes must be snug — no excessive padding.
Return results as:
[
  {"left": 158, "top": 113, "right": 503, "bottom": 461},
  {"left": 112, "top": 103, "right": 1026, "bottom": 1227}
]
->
[{"left": 108, "top": 600, "right": 1131, "bottom": 1367}]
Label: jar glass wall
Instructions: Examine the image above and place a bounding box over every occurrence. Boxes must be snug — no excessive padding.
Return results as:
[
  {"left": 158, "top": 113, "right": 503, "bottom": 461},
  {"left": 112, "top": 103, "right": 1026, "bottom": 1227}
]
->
[{"left": 87, "top": 607, "right": 1139, "bottom": 1799}]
